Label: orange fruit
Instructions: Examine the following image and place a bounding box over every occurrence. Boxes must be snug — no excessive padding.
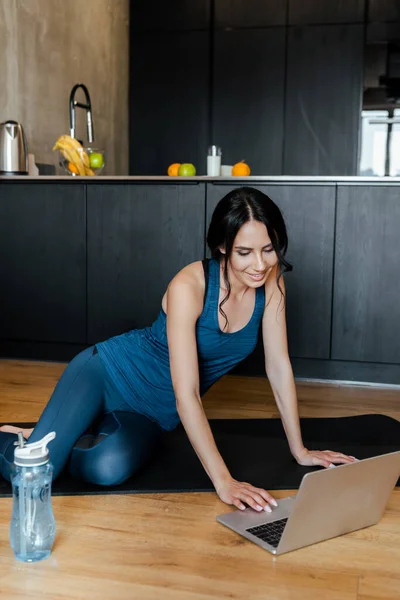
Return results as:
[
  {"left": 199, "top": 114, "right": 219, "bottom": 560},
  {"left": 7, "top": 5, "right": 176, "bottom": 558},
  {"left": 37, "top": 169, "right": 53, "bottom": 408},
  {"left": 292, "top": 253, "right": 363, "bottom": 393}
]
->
[
  {"left": 68, "top": 162, "right": 79, "bottom": 175},
  {"left": 232, "top": 161, "right": 251, "bottom": 176},
  {"left": 167, "top": 163, "right": 181, "bottom": 176}
]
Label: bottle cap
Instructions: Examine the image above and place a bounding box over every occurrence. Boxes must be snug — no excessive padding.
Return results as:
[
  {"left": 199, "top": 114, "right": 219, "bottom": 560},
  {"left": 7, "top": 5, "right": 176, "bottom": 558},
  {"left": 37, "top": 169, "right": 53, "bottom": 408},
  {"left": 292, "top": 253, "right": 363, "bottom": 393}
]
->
[
  {"left": 14, "top": 432, "right": 56, "bottom": 467},
  {"left": 208, "top": 145, "right": 222, "bottom": 156}
]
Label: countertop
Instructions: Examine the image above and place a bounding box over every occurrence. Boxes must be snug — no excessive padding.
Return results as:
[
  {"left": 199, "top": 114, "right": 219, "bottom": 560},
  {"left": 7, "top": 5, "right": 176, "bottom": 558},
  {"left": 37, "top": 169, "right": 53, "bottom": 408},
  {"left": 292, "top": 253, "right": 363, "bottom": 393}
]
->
[{"left": 1, "top": 175, "right": 400, "bottom": 183}]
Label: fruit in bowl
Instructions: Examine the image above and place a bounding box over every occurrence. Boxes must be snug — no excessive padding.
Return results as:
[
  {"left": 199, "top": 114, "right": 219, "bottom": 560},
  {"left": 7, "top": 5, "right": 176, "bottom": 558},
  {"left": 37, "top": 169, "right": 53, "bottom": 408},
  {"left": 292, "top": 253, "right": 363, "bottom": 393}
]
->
[{"left": 53, "top": 135, "right": 105, "bottom": 176}]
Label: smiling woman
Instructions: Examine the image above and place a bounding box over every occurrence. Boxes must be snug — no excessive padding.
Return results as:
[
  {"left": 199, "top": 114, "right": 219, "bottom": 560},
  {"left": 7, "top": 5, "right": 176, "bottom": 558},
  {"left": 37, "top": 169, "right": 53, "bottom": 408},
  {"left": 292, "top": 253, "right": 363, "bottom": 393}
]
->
[{"left": 0, "top": 186, "right": 357, "bottom": 515}]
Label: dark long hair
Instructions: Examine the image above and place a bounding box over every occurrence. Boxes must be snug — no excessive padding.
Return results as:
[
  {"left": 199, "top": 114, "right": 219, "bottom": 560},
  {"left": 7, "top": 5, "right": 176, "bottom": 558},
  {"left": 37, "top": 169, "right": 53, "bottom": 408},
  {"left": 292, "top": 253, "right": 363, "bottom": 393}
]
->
[{"left": 206, "top": 186, "right": 293, "bottom": 330}]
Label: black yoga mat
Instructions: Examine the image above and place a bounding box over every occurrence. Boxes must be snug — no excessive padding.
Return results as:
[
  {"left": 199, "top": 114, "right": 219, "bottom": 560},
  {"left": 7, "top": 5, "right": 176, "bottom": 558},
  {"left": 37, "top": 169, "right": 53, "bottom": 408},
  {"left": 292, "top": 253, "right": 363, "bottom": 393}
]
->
[{"left": 0, "top": 414, "right": 399, "bottom": 498}]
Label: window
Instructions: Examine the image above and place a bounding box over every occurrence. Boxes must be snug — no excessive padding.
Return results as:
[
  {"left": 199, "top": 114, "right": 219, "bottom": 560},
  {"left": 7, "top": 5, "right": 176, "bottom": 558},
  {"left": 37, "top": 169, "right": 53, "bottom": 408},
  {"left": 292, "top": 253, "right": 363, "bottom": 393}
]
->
[{"left": 360, "top": 108, "right": 400, "bottom": 176}]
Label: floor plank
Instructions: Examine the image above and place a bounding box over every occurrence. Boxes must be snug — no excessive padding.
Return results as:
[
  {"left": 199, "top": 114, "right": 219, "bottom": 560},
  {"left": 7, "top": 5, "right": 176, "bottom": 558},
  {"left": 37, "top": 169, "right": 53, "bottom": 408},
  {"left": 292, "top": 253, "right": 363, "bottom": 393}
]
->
[{"left": 358, "top": 574, "right": 400, "bottom": 600}]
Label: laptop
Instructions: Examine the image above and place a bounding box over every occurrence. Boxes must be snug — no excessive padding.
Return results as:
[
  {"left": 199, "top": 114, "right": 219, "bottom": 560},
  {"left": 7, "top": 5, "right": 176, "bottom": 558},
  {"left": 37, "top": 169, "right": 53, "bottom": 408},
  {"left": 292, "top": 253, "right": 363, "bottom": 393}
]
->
[{"left": 216, "top": 450, "right": 400, "bottom": 555}]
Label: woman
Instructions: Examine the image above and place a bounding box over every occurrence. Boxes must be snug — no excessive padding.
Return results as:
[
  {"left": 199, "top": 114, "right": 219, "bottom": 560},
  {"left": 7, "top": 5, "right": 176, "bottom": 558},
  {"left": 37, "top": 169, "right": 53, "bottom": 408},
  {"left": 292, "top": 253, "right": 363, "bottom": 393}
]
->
[{"left": 0, "top": 187, "right": 356, "bottom": 513}]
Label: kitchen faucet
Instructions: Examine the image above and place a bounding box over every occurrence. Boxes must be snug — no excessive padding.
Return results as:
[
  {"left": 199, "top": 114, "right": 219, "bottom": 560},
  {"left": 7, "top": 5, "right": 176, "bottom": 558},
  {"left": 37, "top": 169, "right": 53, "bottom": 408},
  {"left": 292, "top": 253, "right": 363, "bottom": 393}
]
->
[{"left": 69, "top": 83, "right": 94, "bottom": 143}]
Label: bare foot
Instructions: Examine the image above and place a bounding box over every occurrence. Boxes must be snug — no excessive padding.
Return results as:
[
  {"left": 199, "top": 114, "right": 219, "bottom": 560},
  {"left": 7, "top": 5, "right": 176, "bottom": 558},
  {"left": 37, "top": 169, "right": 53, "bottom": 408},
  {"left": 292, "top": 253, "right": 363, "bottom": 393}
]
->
[{"left": 0, "top": 425, "right": 34, "bottom": 440}]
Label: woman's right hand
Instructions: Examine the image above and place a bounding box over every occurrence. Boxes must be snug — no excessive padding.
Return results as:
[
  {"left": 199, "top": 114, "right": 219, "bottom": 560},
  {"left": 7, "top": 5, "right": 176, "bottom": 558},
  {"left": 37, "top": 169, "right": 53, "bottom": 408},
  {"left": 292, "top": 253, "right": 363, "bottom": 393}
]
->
[{"left": 216, "top": 476, "right": 278, "bottom": 513}]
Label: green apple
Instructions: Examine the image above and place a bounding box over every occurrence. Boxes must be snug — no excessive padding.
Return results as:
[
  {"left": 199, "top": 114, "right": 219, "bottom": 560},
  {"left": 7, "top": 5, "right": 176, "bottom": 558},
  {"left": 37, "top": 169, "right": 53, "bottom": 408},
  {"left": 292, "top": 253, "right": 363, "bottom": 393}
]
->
[
  {"left": 178, "top": 163, "right": 196, "bottom": 176},
  {"left": 89, "top": 152, "right": 104, "bottom": 169}
]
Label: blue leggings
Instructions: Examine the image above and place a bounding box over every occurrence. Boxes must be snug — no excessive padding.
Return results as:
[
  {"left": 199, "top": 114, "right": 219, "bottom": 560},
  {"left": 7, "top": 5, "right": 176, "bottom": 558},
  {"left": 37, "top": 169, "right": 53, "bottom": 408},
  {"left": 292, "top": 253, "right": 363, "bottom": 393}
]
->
[{"left": 0, "top": 347, "right": 163, "bottom": 485}]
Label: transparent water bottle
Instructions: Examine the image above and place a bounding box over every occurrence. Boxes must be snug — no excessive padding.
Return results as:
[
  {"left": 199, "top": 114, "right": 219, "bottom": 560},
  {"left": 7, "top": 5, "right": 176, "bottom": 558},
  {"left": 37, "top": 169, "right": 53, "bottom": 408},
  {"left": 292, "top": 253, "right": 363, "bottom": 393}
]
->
[{"left": 10, "top": 432, "right": 56, "bottom": 562}]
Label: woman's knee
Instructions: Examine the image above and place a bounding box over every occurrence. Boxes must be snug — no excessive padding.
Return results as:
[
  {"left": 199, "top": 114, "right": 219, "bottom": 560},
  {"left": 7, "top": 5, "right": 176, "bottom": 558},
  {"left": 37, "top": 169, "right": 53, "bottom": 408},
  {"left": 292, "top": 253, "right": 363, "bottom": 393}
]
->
[
  {"left": 69, "top": 443, "right": 139, "bottom": 486},
  {"left": 68, "top": 411, "right": 163, "bottom": 486},
  {"left": 90, "top": 457, "right": 133, "bottom": 487}
]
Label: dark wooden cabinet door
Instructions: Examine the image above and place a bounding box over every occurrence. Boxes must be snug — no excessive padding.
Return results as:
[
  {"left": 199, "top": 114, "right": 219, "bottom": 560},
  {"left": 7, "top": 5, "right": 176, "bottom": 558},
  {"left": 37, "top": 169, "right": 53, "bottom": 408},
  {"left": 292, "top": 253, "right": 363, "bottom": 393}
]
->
[
  {"left": 332, "top": 185, "right": 400, "bottom": 363},
  {"left": 284, "top": 25, "right": 364, "bottom": 176},
  {"left": 368, "top": 0, "right": 400, "bottom": 22},
  {"left": 0, "top": 183, "right": 86, "bottom": 343},
  {"left": 206, "top": 183, "right": 335, "bottom": 362},
  {"left": 87, "top": 183, "right": 206, "bottom": 343},
  {"left": 288, "top": 0, "right": 365, "bottom": 24},
  {"left": 130, "top": 31, "right": 209, "bottom": 176},
  {"left": 215, "top": 0, "right": 287, "bottom": 28},
  {"left": 130, "top": 0, "right": 210, "bottom": 31},
  {"left": 213, "top": 29, "right": 285, "bottom": 175}
]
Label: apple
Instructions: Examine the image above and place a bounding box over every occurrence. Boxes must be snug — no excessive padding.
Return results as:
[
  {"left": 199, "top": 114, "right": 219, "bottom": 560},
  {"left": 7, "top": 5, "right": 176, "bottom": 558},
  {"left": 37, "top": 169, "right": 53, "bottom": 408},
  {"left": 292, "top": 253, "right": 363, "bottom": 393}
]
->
[
  {"left": 178, "top": 163, "right": 196, "bottom": 176},
  {"left": 89, "top": 152, "right": 104, "bottom": 169}
]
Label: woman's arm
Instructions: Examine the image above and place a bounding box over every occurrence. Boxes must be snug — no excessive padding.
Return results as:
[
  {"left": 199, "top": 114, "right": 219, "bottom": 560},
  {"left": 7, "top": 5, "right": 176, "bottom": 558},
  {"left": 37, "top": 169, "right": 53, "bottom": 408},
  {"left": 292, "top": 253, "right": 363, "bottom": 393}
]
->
[
  {"left": 262, "top": 268, "right": 357, "bottom": 468},
  {"left": 166, "top": 272, "right": 231, "bottom": 486},
  {"left": 166, "top": 268, "right": 277, "bottom": 511},
  {"left": 262, "top": 270, "right": 305, "bottom": 460}
]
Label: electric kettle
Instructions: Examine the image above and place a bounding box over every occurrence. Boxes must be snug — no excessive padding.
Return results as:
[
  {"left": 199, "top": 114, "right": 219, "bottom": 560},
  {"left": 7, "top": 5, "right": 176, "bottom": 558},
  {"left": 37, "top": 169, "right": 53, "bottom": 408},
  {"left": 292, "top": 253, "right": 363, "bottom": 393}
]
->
[{"left": 0, "top": 120, "right": 28, "bottom": 175}]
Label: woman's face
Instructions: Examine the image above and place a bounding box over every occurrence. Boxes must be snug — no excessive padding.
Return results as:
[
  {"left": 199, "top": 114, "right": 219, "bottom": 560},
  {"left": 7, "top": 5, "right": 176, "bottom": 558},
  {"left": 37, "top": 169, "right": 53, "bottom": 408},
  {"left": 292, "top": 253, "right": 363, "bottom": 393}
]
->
[{"left": 222, "top": 220, "right": 278, "bottom": 288}]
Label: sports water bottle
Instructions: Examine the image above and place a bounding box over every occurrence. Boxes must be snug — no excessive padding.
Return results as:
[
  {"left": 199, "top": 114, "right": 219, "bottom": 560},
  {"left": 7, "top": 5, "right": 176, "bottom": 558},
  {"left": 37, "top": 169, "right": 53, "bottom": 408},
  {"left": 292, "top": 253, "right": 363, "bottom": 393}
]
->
[{"left": 10, "top": 431, "right": 56, "bottom": 562}]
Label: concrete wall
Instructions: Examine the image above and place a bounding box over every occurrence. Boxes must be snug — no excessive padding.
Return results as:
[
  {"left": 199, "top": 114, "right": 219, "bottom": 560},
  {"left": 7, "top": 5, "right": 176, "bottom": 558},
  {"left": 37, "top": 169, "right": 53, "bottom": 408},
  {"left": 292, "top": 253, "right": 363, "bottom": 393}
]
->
[{"left": 0, "top": 0, "right": 129, "bottom": 175}]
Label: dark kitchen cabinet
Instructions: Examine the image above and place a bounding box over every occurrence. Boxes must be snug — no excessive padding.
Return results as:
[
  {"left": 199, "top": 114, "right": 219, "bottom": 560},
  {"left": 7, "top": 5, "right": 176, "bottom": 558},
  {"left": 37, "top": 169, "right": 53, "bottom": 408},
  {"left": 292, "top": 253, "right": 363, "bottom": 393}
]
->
[
  {"left": 368, "top": 0, "right": 400, "bottom": 22},
  {"left": 130, "top": 0, "right": 210, "bottom": 31},
  {"left": 206, "top": 183, "right": 336, "bottom": 365},
  {"left": 130, "top": 31, "right": 209, "bottom": 176},
  {"left": 332, "top": 185, "right": 400, "bottom": 364},
  {"left": 0, "top": 183, "right": 86, "bottom": 343},
  {"left": 212, "top": 28, "right": 285, "bottom": 175},
  {"left": 87, "top": 183, "right": 206, "bottom": 343},
  {"left": 288, "top": 0, "right": 365, "bottom": 24},
  {"left": 215, "top": 0, "right": 287, "bottom": 28},
  {"left": 284, "top": 25, "right": 364, "bottom": 176}
]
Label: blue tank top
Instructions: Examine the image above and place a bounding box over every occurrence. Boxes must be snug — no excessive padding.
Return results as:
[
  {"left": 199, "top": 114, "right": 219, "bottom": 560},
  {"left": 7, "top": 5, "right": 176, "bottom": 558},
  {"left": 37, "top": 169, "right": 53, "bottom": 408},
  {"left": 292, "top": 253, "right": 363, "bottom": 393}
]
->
[{"left": 96, "top": 258, "right": 265, "bottom": 431}]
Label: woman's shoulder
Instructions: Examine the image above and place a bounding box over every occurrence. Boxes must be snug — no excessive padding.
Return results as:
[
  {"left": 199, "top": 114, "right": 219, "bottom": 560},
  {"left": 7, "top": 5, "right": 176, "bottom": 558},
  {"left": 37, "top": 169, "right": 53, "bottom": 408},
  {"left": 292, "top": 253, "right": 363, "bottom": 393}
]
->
[
  {"left": 162, "top": 261, "right": 206, "bottom": 315},
  {"left": 171, "top": 260, "right": 206, "bottom": 289}
]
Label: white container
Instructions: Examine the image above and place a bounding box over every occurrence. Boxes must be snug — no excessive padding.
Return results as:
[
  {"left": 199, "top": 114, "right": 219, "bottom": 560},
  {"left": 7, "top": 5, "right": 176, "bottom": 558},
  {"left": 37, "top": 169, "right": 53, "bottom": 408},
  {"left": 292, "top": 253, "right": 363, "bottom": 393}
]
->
[
  {"left": 220, "top": 165, "right": 233, "bottom": 176},
  {"left": 207, "top": 145, "right": 222, "bottom": 176}
]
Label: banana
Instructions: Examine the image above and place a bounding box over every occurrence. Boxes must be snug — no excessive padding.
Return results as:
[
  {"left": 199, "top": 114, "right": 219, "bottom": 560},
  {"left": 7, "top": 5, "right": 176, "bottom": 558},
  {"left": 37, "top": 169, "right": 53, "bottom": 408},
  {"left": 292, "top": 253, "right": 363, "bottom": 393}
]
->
[
  {"left": 63, "top": 148, "right": 85, "bottom": 176},
  {"left": 80, "top": 150, "right": 90, "bottom": 169},
  {"left": 53, "top": 134, "right": 80, "bottom": 152},
  {"left": 59, "top": 137, "right": 90, "bottom": 168},
  {"left": 53, "top": 134, "right": 87, "bottom": 176},
  {"left": 53, "top": 134, "right": 82, "bottom": 151}
]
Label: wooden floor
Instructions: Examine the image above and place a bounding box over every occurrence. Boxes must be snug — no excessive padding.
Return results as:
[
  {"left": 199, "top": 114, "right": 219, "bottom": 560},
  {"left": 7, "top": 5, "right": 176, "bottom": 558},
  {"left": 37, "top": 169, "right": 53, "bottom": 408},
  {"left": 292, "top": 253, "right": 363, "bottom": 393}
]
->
[{"left": 0, "top": 359, "right": 400, "bottom": 600}]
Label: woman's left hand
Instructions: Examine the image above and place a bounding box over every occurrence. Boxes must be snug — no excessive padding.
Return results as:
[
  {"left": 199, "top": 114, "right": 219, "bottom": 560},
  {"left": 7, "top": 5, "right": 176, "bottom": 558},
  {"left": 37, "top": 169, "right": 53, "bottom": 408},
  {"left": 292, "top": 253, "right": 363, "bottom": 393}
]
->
[{"left": 295, "top": 447, "right": 358, "bottom": 468}]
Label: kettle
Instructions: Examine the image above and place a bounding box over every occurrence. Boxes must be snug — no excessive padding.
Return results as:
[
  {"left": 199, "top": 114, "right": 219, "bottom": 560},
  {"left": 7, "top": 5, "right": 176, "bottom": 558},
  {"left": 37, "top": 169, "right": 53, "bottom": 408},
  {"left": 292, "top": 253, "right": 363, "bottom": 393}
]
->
[{"left": 0, "top": 120, "right": 28, "bottom": 175}]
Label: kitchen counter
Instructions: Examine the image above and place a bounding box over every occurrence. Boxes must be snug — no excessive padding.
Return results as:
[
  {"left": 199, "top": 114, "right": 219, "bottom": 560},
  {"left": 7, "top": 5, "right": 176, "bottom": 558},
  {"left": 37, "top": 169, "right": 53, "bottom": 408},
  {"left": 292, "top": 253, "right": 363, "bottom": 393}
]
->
[{"left": 1, "top": 175, "right": 400, "bottom": 183}]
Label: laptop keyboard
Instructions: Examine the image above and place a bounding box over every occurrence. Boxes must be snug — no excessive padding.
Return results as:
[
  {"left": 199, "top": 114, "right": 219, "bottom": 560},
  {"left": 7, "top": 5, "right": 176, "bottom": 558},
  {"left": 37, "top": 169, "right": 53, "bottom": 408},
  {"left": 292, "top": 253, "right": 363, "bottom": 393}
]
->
[{"left": 246, "top": 518, "right": 289, "bottom": 548}]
